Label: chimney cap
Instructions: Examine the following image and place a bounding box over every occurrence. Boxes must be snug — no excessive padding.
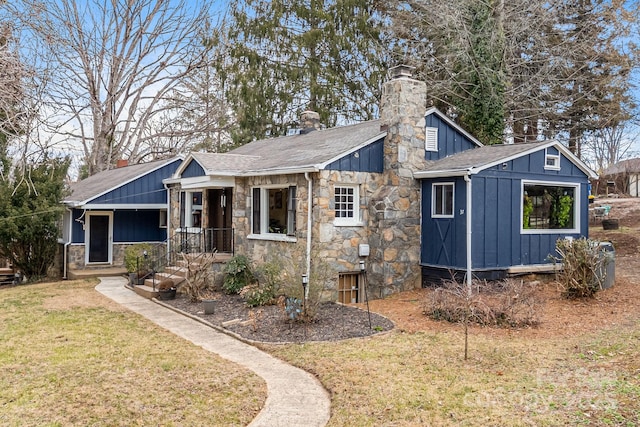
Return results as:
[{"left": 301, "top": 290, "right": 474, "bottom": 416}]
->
[{"left": 389, "top": 64, "right": 416, "bottom": 79}]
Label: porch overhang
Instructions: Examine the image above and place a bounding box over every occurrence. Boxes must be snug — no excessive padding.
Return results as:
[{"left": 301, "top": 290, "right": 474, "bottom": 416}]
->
[{"left": 176, "top": 175, "right": 236, "bottom": 189}]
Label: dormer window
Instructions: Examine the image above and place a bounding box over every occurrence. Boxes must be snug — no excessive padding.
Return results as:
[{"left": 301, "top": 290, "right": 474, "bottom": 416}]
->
[
  {"left": 545, "top": 148, "right": 560, "bottom": 170},
  {"left": 425, "top": 127, "right": 438, "bottom": 152}
]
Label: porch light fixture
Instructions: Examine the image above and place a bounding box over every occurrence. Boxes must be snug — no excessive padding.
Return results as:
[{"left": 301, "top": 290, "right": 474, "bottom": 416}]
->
[{"left": 359, "top": 260, "right": 365, "bottom": 272}]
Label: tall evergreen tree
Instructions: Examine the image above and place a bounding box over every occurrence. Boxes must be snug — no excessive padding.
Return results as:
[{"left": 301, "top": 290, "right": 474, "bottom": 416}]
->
[
  {"left": 388, "top": 0, "right": 637, "bottom": 151},
  {"left": 221, "top": 0, "right": 389, "bottom": 144},
  {"left": 0, "top": 157, "right": 70, "bottom": 279},
  {"left": 549, "top": 0, "right": 635, "bottom": 156}
]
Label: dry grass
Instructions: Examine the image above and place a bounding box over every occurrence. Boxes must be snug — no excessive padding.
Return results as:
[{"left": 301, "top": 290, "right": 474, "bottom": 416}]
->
[
  {"left": 0, "top": 279, "right": 266, "bottom": 427},
  {"left": 262, "top": 321, "right": 640, "bottom": 426}
]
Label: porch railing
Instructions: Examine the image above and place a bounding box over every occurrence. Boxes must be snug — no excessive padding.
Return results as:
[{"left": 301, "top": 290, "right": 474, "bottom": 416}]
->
[
  {"left": 175, "top": 228, "right": 234, "bottom": 255},
  {"left": 135, "top": 227, "right": 234, "bottom": 289}
]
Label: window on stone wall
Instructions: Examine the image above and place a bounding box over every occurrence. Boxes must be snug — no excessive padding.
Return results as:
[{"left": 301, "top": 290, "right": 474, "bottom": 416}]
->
[
  {"left": 334, "top": 185, "right": 360, "bottom": 226},
  {"left": 251, "top": 186, "right": 296, "bottom": 237},
  {"left": 432, "top": 183, "right": 454, "bottom": 218},
  {"left": 522, "top": 181, "right": 578, "bottom": 232}
]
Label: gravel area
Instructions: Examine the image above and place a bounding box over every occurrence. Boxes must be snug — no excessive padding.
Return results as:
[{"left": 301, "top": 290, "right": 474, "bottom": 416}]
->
[{"left": 162, "top": 292, "right": 394, "bottom": 343}]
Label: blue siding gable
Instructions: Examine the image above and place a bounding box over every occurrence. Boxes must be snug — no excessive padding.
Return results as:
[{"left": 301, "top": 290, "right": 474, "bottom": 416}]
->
[
  {"left": 181, "top": 159, "right": 206, "bottom": 178},
  {"left": 323, "top": 137, "right": 384, "bottom": 172},
  {"left": 425, "top": 113, "right": 479, "bottom": 161},
  {"left": 90, "top": 159, "right": 181, "bottom": 205}
]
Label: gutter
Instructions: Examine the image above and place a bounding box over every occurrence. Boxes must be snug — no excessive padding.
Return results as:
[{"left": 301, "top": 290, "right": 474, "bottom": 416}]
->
[
  {"left": 304, "top": 172, "right": 313, "bottom": 298},
  {"left": 63, "top": 207, "right": 73, "bottom": 279},
  {"left": 463, "top": 173, "right": 473, "bottom": 288},
  {"left": 164, "top": 183, "right": 171, "bottom": 259}
]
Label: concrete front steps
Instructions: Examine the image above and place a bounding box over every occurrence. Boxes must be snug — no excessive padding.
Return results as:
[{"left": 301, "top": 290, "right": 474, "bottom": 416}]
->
[{"left": 129, "top": 252, "right": 232, "bottom": 300}]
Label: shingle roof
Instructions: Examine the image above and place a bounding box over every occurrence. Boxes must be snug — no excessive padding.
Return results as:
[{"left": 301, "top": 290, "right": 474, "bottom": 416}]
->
[
  {"left": 228, "top": 120, "right": 384, "bottom": 173},
  {"left": 190, "top": 152, "right": 261, "bottom": 174},
  {"left": 603, "top": 158, "right": 640, "bottom": 175},
  {"left": 64, "top": 158, "right": 180, "bottom": 204},
  {"left": 419, "top": 141, "right": 552, "bottom": 174}
]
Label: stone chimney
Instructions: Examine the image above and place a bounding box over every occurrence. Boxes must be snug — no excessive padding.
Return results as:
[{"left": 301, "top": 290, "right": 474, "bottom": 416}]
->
[
  {"left": 300, "top": 110, "right": 321, "bottom": 134},
  {"left": 367, "top": 65, "right": 427, "bottom": 298}
]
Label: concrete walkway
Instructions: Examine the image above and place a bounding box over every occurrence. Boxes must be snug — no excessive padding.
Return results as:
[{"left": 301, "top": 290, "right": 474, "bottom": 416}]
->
[{"left": 96, "top": 277, "right": 331, "bottom": 427}]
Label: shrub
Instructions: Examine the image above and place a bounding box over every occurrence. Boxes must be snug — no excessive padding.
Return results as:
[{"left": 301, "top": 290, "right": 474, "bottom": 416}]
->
[
  {"left": 241, "top": 261, "right": 281, "bottom": 307},
  {"left": 222, "top": 255, "right": 254, "bottom": 294},
  {"left": 424, "top": 278, "right": 540, "bottom": 327},
  {"left": 180, "top": 253, "right": 216, "bottom": 302},
  {"left": 124, "top": 243, "right": 153, "bottom": 273},
  {"left": 552, "top": 238, "right": 605, "bottom": 298}
]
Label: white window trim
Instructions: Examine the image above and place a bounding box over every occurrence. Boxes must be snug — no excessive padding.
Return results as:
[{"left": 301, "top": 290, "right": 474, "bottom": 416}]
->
[
  {"left": 432, "top": 182, "right": 455, "bottom": 218},
  {"left": 544, "top": 148, "right": 561, "bottom": 170},
  {"left": 520, "top": 179, "right": 580, "bottom": 235},
  {"left": 334, "top": 184, "right": 363, "bottom": 227},
  {"left": 250, "top": 184, "right": 298, "bottom": 241},
  {"left": 426, "top": 127, "right": 438, "bottom": 152}
]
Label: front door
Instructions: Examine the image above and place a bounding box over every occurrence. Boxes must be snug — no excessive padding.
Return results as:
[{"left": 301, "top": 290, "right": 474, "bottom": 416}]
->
[
  {"left": 207, "top": 188, "right": 233, "bottom": 253},
  {"left": 86, "top": 212, "right": 112, "bottom": 264}
]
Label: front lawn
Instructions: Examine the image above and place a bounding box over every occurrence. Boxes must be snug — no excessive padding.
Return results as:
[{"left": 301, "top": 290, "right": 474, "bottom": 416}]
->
[{"left": 0, "top": 279, "right": 266, "bottom": 426}]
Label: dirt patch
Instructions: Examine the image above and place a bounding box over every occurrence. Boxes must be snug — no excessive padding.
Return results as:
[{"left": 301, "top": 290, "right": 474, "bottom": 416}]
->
[{"left": 44, "top": 288, "right": 126, "bottom": 312}]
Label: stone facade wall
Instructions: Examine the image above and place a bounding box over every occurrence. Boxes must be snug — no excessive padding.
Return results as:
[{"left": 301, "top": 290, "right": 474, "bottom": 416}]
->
[{"left": 66, "top": 243, "right": 130, "bottom": 270}]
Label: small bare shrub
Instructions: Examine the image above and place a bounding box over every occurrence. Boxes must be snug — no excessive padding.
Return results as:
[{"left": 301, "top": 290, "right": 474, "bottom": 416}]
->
[
  {"left": 552, "top": 238, "right": 605, "bottom": 299},
  {"left": 424, "top": 278, "right": 540, "bottom": 328},
  {"left": 180, "top": 253, "right": 216, "bottom": 302}
]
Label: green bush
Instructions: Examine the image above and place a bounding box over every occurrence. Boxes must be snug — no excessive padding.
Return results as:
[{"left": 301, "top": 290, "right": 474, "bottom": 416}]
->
[
  {"left": 222, "top": 255, "right": 254, "bottom": 294},
  {"left": 124, "top": 243, "right": 153, "bottom": 273}
]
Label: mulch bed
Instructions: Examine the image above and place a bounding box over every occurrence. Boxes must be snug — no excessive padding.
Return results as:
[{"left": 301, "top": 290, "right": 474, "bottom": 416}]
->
[{"left": 161, "top": 292, "right": 395, "bottom": 343}]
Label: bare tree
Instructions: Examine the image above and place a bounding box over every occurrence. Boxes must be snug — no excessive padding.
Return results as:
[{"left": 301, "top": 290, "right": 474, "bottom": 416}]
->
[
  {"left": 6, "top": 0, "right": 213, "bottom": 176},
  {"left": 582, "top": 124, "right": 639, "bottom": 173},
  {"left": 388, "top": 0, "right": 638, "bottom": 152}
]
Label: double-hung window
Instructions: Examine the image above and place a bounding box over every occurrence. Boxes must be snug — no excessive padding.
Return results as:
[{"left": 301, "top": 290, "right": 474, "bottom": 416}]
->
[
  {"left": 252, "top": 186, "right": 296, "bottom": 237},
  {"left": 432, "top": 183, "right": 454, "bottom": 218},
  {"left": 334, "top": 185, "right": 360, "bottom": 226}
]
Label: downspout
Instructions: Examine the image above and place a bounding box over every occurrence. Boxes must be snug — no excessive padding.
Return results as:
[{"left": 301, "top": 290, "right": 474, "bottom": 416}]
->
[
  {"left": 464, "top": 173, "right": 472, "bottom": 288},
  {"left": 164, "top": 183, "right": 171, "bottom": 259},
  {"left": 304, "top": 172, "right": 313, "bottom": 287},
  {"left": 63, "top": 207, "right": 73, "bottom": 280}
]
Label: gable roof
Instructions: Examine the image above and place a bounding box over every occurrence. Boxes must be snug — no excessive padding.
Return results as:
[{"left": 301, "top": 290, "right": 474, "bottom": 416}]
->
[
  {"left": 222, "top": 120, "right": 386, "bottom": 176},
  {"left": 425, "top": 107, "right": 483, "bottom": 148},
  {"left": 602, "top": 158, "right": 640, "bottom": 176},
  {"left": 64, "top": 157, "right": 182, "bottom": 206},
  {"left": 414, "top": 140, "right": 598, "bottom": 179},
  {"left": 169, "top": 120, "right": 385, "bottom": 179}
]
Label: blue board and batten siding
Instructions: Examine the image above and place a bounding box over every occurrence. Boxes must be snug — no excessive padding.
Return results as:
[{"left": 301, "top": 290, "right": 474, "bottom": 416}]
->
[
  {"left": 70, "top": 159, "right": 181, "bottom": 244},
  {"left": 181, "top": 159, "right": 206, "bottom": 178},
  {"left": 421, "top": 146, "right": 591, "bottom": 274},
  {"left": 90, "top": 160, "right": 180, "bottom": 204},
  {"left": 425, "top": 113, "right": 479, "bottom": 161},
  {"left": 324, "top": 138, "right": 384, "bottom": 172}
]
